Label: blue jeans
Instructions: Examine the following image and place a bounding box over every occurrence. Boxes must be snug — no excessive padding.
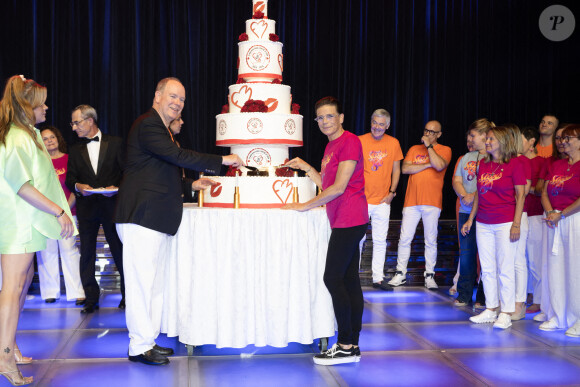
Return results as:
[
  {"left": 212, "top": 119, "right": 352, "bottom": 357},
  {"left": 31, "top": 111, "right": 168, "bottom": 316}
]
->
[{"left": 457, "top": 213, "right": 478, "bottom": 303}]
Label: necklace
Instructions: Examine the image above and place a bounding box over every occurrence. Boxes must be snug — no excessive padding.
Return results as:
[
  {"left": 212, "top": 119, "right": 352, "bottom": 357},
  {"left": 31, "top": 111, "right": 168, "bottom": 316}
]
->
[
  {"left": 567, "top": 159, "right": 578, "bottom": 172},
  {"left": 491, "top": 160, "right": 503, "bottom": 175}
]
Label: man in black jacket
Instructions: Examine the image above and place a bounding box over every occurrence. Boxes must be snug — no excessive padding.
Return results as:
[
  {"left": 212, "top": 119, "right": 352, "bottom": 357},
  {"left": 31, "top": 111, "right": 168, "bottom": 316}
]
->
[
  {"left": 66, "top": 104, "right": 125, "bottom": 314},
  {"left": 114, "top": 77, "right": 242, "bottom": 366}
]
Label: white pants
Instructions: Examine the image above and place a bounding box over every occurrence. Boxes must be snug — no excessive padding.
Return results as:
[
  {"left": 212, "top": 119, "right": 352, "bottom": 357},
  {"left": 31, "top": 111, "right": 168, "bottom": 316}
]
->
[
  {"left": 476, "top": 221, "right": 517, "bottom": 312},
  {"left": 514, "top": 212, "right": 529, "bottom": 303},
  {"left": 546, "top": 213, "right": 580, "bottom": 328},
  {"left": 359, "top": 202, "right": 391, "bottom": 283},
  {"left": 37, "top": 216, "right": 85, "bottom": 300},
  {"left": 396, "top": 205, "right": 441, "bottom": 274},
  {"left": 116, "top": 223, "right": 171, "bottom": 356},
  {"left": 526, "top": 215, "right": 544, "bottom": 304},
  {"left": 540, "top": 220, "right": 553, "bottom": 318}
]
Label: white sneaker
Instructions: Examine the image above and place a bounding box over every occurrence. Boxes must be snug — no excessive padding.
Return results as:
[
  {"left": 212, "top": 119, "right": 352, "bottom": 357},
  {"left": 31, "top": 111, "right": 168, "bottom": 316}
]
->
[
  {"left": 533, "top": 312, "right": 547, "bottom": 322},
  {"left": 424, "top": 273, "right": 438, "bottom": 290},
  {"left": 388, "top": 272, "right": 406, "bottom": 287},
  {"left": 539, "top": 317, "right": 560, "bottom": 331},
  {"left": 565, "top": 321, "right": 580, "bottom": 337},
  {"left": 493, "top": 313, "right": 512, "bottom": 329},
  {"left": 470, "top": 309, "right": 498, "bottom": 324}
]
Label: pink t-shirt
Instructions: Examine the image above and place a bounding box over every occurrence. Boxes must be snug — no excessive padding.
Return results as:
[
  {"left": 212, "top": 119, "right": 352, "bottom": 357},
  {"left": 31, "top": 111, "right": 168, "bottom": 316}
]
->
[
  {"left": 544, "top": 159, "right": 580, "bottom": 211},
  {"left": 476, "top": 158, "right": 526, "bottom": 224},
  {"left": 321, "top": 130, "right": 368, "bottom": 229},
  {"left": 51, "top": 154, "right": 76, "bottom": 216},
  {"left": 524, "top": 156, "right": 546, "bottom": 216}
]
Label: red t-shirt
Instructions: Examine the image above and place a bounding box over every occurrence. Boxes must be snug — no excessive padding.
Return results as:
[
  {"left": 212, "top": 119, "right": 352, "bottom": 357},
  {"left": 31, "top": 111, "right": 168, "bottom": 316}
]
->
[
  {"left": 524, "top": 156, "right": 546, "bottom": 216},
  {"left": 545, "top": 159, "right": 580, "bottom": 211},
  {"left": 517, "top": 155, "right": 532, "bottom": 212},
  {"left": 321, "top": 130, "right": 368, "bottom": 229},
  {"left": 476, "top": 158, "right": 526, "bottom": 224},
  {"left": 51, "top": 154, "right": 76, "bottom": 216}
]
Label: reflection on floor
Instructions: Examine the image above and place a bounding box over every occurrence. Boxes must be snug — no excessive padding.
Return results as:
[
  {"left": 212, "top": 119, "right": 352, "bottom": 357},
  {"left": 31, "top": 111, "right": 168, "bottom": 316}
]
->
[{"left": 10, "top": 287, "right": 580, "bottom": 387}]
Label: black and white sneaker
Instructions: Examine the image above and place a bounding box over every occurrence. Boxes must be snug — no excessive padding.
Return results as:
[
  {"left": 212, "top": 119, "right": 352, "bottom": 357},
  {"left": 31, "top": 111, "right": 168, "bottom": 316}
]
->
[
  {"left": 313, "top": 344, "right": 357, "bottom": 365},
  {"left": 353, "top": 346, "right": 361, "bottom": 362}
]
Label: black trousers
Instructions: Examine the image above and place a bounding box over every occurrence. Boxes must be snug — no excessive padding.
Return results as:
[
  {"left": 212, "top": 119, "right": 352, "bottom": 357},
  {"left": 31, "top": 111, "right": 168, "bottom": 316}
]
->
[
  {"left": 77, "top": 198, "right": 125, "bottom": 304},
  {"left": 323, "top": 224, "right": 367, "bottom": 346}
]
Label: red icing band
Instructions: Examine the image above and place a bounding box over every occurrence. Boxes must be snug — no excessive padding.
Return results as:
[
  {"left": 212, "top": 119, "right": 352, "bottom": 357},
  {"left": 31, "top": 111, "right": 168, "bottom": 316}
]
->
[{"left": 216, "top": 139, "right": 303, "bottom": 146}]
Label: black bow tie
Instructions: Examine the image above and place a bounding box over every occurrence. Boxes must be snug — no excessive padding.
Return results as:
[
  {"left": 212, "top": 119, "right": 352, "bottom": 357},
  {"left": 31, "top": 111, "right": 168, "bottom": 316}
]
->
[{"left": 83, "top": 136, "right": 99, "bottom": 143}]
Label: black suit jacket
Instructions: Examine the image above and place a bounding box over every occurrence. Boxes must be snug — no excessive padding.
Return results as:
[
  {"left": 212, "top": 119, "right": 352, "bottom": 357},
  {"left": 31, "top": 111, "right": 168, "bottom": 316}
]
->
[
  {"left": 114, "top": 108, "right": 222, "bottom": 235},
  {"left": 65, "top": 134, "right": 125, "bottom": 215}
]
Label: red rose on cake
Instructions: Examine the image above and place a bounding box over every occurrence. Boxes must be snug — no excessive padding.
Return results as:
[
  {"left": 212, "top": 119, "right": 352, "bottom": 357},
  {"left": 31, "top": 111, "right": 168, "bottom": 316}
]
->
[
  {"left": 253, "top": 11, "right": 265, "bottom": 19},
  {"left": 269, "top": 33, "right": 279, "bottom": 42},
  {"left": 241, "top": 99, "right": 268, "bottom": 113},
  {"left": 271, "top": 79, "right": 281, "bottom": 84},
  {"left": 239, "top": 33, "right": 249, "bottom": 41},
  {"left": 291, "top": 103, "right": 300, "bottom": 114},
  {"left": 226, "top": 166, "right": 241, "bottom": 177},
  {"left": 221, "top": 104, "right": 229, "bottom": 114}
]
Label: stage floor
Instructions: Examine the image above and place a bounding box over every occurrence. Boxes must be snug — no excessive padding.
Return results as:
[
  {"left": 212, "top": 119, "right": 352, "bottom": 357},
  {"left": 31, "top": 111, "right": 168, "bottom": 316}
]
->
[{"left": 11, "top": 286, "right": 580, "bottom": 387}]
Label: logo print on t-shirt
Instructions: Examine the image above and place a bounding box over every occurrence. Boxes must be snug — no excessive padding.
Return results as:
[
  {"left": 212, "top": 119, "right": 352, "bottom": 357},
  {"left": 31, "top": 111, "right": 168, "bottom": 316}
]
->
[
  {"left": 368, "top": 150, "right": 387, "bottom": 171},
  {"left": 413, "top": 154, "right": 429, "bottom": 164},
  {"left": 55, "top": 168, "right": 66, "bottom": 176},
  {"left": 321, "top": 153, "right": 333, "bottom": 179},
  {"left": 547, "top": 175, "right": 573, "bottom": 196},
  {"left": 464, "top": 161, "right": 478, "bottom": 181},
  {"left": 478, "top": 172, "right": 502, "bottom": 194}
]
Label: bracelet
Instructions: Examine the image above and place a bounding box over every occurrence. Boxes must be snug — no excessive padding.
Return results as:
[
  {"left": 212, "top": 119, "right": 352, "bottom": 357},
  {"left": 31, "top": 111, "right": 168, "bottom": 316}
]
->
[
  {"left": 512, "top": 224, "right": 520, "bottom": 228},
  {"left": 55, "top": 209, "right": 65, "bottom": 218},
  {"left": 426, "top": 144, "right": 434, "bottom": 149},
  {"left": 304, "top": 167, "right": 312, "bottom": 174},
  {"left": 389, "top": 190, "right": 396, "bottom": 194}
]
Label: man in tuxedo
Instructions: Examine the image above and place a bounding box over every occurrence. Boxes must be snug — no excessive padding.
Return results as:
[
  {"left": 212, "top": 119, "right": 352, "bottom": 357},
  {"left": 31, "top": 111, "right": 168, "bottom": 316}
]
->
[
  {"left": 114, "top": 77, "right": 242, "bottom": 366},
  {"left": 66, "top": 104, "right": 125, "bottom": 314}
]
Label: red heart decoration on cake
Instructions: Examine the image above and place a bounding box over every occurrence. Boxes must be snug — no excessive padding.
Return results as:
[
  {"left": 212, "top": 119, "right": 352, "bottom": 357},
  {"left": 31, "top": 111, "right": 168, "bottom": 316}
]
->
[
  {"left": 210, "top": 183, "right": 223, "bottom": 197},
  {"left": 272, "top": 179, "right": 294, "bottom": 204},
  {"left": 264, "top": 98, "right": 279, "bottom": 112},
  {"left": 252, "top": 154, "right": 264, "bottom": 165},
  {"left": 231, "top": 85, "right": 253, "bottom": 109},
  {"left": 278, "top": 54, "right": 283, "bottom": 72},
  {"left": 250, "top": 20, "right": 268, "bottom": 39},
  {"left": 253, "top": 1, "right": 266, "bottom": 14}
]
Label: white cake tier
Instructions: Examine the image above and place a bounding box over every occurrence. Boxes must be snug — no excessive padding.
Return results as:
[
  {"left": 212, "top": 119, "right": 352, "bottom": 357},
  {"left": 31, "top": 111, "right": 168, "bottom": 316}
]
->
[
  {"left": 228, "top": 83, "right": 291, "bottom": 114},
  {"left": 216, "top": 113, "right": 302, "bottom": 146},
  {"left": 238, "top": 41, "right": 283, "bottom": 82},
  {"left": 245, "top": 19, "right": 275, "bottom": 40},
  {"left": 231, "top": 144, "right": 289, "bottom": 167},
  {"left": 253, "top": 0, "right": 268, "bottom": 18},
  {"left": 201, "top": 176, "right": 317, "bottom": 208}
]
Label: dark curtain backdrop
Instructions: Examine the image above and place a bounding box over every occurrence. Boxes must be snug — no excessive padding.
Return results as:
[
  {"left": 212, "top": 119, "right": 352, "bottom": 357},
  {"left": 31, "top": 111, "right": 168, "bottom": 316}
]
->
[{"left": 1, "top": 0, "right": 578, "bottom": 218}]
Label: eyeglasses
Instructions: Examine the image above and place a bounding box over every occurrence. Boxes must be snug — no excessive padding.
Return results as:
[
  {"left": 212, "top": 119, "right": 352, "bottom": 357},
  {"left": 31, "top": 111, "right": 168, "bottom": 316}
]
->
[
  {"left": 314, "top": 114, "right": 337, "bottom": 123},
  {"left": 424, "top": 128, "right": 441, "bottom": 135},
  {"left": 555, "top": 136, "right": 562, "bottom": 142},
  {"left": 70, "top": 118, "right": 88, "bottom": 127},
  {"left": 562, "top": 136, "right": 580, "bottom": 143}
]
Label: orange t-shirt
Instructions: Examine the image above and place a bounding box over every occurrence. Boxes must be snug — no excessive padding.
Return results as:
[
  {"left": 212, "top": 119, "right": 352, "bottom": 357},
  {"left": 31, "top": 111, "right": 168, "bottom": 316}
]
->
[
  {"left": 536, "top": 143, "right": 553, "bottom": 158},
  {"left": 403, "top": 143, "right": 452, "bottom": 209},
  {"left": 359, "top": 133, "right": 404, "bottom": 204}
]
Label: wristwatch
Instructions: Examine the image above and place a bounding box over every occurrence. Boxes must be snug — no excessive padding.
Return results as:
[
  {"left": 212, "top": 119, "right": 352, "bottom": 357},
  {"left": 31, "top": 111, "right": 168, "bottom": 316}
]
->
[{"left": 426, "top": 144, "right": 434, "bottom": 149}]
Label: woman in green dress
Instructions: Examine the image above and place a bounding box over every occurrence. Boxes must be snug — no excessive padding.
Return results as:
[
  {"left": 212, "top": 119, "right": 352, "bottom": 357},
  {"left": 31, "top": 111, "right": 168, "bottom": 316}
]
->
[{"left": 0, "top": 75, "right": 76, "bottom": 386}]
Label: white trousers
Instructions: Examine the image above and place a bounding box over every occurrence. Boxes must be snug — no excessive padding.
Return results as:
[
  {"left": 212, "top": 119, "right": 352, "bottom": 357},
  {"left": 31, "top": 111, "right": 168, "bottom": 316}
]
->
[
  {"left": 540, "top": 220, "right": 554, "bottom": 318},
  {"left": 514, "top": 212, "right": 529, "bottom": 303},
  {"left": 116, "top": 223, "right": 171, "bottom": 356},
  {"left": 476, "top": 221, "right": 517, "bottom": 312},
  {"left": 359, "top": 202, "right": 391, "bottom": 283},
  {"left": 37, "top": 216, "right": 85, "bottom": 300},
  {"left": 526, "top": 215, "right": 544, "bottom": 304},
  {"left": 396, "top": 205, "right": 441, "bottom": 274},
  {"left": 546, "top": 213, "right": 580, "bottom": 328}
]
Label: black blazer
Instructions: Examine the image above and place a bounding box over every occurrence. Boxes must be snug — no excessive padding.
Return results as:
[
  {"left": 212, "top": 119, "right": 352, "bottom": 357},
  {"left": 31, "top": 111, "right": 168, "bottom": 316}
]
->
[
  {"left": 65, "top": 133, "right": 125, "bottom": 213},
  {"left": 114, "top": 108, "right": 222, "bottom": 235}
]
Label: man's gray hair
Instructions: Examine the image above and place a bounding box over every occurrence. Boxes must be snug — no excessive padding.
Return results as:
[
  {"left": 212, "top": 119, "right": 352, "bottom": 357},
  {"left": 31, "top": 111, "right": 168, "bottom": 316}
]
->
[
  {"left": 156, "top": 77, "right": 182, "bottom": 92},
  {"left": 371, "top": 108, "right": 390, "bottom": 122},
  {"left": 73, "top": 104, "right": 98, "bottom": 124}
]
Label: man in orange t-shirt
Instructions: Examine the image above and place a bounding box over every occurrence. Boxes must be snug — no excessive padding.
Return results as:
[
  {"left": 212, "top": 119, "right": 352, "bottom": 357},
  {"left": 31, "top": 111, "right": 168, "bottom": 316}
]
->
[
  {"left": 536, "top": 114, "right": 559, "bottom": 158},
  {"left": 358, "top": 109, "right": 404, "bottom": 290},
  {"left": 388, "top": 120, "right": 452, "bottom": 290}
]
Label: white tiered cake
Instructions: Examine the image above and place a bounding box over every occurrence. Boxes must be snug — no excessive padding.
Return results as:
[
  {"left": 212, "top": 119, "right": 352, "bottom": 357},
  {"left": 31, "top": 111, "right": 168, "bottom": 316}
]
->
[{"left": 203, "top": 0, "right": 316, "bottom": 208}]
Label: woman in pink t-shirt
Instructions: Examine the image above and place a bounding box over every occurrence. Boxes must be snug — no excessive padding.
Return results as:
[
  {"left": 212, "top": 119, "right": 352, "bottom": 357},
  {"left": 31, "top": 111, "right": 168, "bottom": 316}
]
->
[
  {"left": 461, "top": 126, "right": 526, "bottom": 329},
  {"left": 539, "top": 124, "right": 580, "bottom": 336},
  {"left": 284, "top": 97, "right": 367, "bottom": 366},
  {"left": 38, "top": 126, "right": 85, "bottom": 304}
]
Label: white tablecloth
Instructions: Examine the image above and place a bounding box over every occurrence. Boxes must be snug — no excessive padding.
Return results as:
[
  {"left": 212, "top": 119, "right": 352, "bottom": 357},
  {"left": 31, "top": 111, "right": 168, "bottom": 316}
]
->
[{"left": 160, "top": 204, "right": 336, "bottom": 348}]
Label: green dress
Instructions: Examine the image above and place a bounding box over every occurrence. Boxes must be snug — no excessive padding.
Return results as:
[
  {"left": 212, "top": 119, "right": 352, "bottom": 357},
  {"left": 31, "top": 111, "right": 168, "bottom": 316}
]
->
[{"left": 0, "top": 124, "right": 77, "bottom": 254}]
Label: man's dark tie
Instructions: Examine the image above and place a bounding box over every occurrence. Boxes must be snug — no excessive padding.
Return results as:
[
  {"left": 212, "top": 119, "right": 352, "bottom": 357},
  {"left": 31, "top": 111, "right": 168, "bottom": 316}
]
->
[{"left": 83, "top": 137, "right": 99, "bottom": 143}]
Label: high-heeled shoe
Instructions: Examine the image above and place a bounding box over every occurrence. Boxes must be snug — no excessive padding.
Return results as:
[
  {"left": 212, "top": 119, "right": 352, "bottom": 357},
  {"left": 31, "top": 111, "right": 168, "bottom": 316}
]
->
[
  {"left": 0, "top": 370, "right": 33, "bottom": 386},
  {"left": 14, "top": 348, "right": 32, "bottom": 365}
]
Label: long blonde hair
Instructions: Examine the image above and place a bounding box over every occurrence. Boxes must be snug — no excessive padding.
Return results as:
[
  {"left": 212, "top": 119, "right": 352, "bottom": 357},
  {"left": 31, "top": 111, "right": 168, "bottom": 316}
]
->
[{"left": 0, "top": 75, "right": 47, "bottom": 149}]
